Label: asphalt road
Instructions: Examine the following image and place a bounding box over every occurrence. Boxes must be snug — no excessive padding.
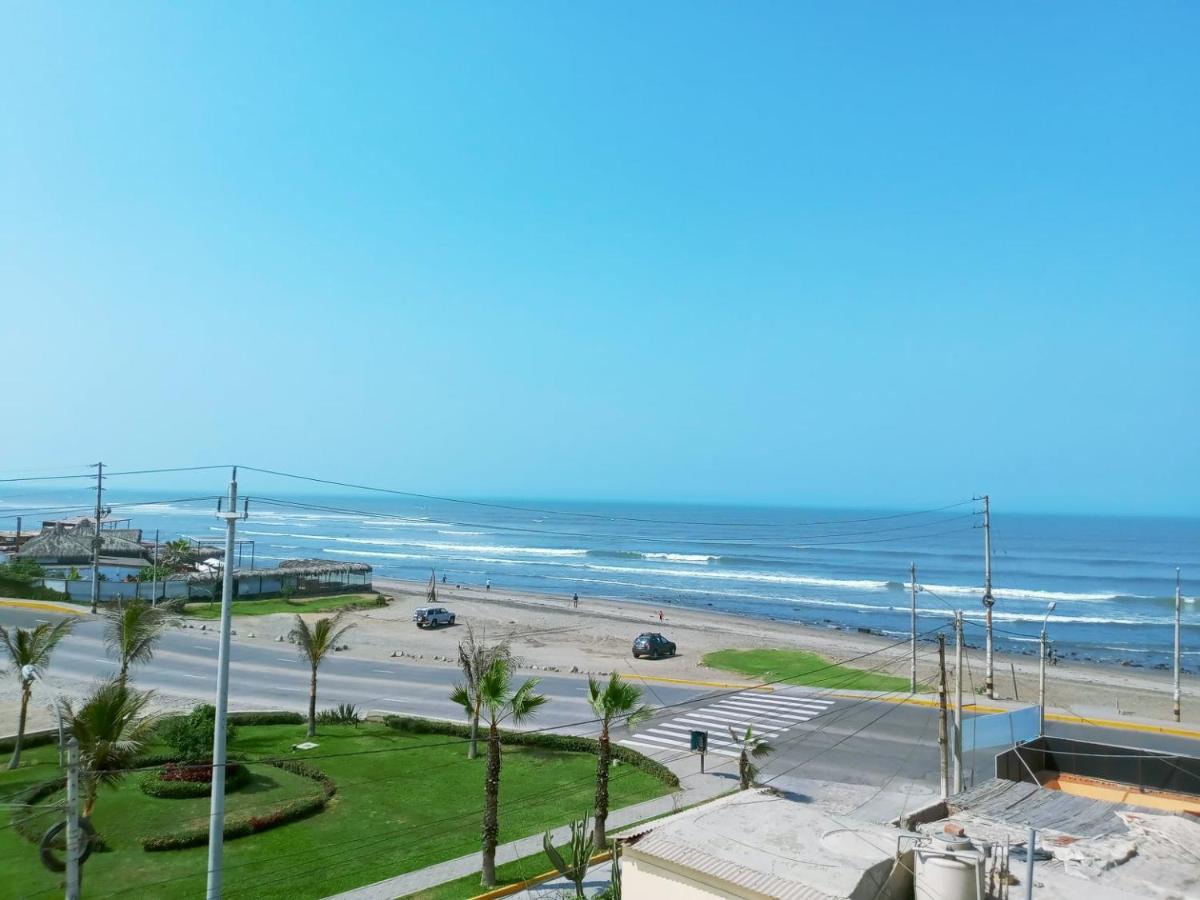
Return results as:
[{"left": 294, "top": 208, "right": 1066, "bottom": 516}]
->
[{"left": 4, "top": 606, "right": 1198, "bottom": 801}]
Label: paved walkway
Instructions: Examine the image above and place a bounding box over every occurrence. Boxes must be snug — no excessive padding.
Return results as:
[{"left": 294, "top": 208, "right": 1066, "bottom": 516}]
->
[{"left": 327, "top": 751, "right": 730, "bottom": 900}]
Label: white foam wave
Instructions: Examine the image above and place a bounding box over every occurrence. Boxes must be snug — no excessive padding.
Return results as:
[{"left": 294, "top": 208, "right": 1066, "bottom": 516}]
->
[
  {"left": 922, "top": 582, "right": 1124, "bottom": 603},
  {"left": 642, "top": 553, "right": 717, "bottom": 564},
  {"left": 583, "top": 563, "right": 890, "bottom": 591}
]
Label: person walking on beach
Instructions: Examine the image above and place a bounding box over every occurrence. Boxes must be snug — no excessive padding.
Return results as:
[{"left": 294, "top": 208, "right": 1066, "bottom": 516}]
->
[
  {"left": 572, "top": 592, "right": 579, "bottom": 609},
  {"left": 442, "top": 574, "right": 446, "bottom": 584},
  {"left": 658, "top": 609, "right": 664, "bottom": 622},
  {"left": 485, "top": 579, "right": 491, "bottom": 591}
]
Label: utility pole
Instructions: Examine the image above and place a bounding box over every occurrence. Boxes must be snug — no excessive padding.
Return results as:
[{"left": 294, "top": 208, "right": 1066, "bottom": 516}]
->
[
  {"left": 937, "top": 632, "right": 949, "bottom": 801},
  {"left": 151, "top": 529, "right": 160, "bottom": 608},
  {"left": 910, "top": 563, "right": 918, "bottom": 694},
  {"left": 89, "top": 462, "right": 104, "bottom": 614},
  {"left": 981, "top": 495, "right": 995, "bottom": 700},
  {"left": 66, "top": 736, "right": 81, "bottom": 900},
  {"left": 207, "top": 468, "right": 240, "bottom": 900},
  {"left": 15, "top": 516, "right": 20, "bottom": 545},
  {"left": 954, "top": 610, "right": 964, "bottom": 794},
  {"left": 1038, "top": 601, "right": 1056, "bottom": 736},
  {"left": 1175, "top": 567, "right": 1183, "bottom": 723}
]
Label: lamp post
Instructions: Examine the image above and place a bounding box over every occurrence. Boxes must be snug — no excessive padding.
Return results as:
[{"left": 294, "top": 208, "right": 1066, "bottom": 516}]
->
[{"left": 1038, "top": 601, "right": 1057, "bottom": 735}]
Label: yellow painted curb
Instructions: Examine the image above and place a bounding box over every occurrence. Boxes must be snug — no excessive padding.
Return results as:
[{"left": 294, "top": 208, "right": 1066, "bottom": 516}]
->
[
  {"left": 0, "top": 598, "right": 84, "bottom": 616},
  {"left": 834, "top": 692, "right": 1008, "bottom": 715},
  {"left": 469, "top": 851, "right": 613, "bottom": 900},
  {"left": 1044, "top": 712, "right": 1200, "bottom": 741},
  {"left": 620, "top": 673, "right": 773, "bottom": 692}
]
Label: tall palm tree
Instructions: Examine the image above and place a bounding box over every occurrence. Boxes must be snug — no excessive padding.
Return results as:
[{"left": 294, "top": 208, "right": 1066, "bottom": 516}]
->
[
  {"left": 63, "top": 677, "right": 156, "bottom": 816},
  {"left": 103, "top": 599, "right": 180, "bottom": 684},
  {"left": 453, "top": 625, "right": 513, "bottom": 759},
  {"left": 587, "top": 673, "right": 651, "bottom": 846},
  {"left": 1, "top": 619, "right": 74, "bottom": 769},
  {"left": 453, "top": 657, "right": 547, "bottom": 887},
  {"left": 728, "top": 726, "right": 774, "bottom": 790},
  {"left": 290, "top": 612, "right": 354, "bottom": 737}
]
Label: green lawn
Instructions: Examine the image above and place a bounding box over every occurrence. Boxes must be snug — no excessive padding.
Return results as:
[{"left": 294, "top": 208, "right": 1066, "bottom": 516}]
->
[
  {"left": 703, "top": 648, "right": 920, "bottom": 692},
  {"left": 2, "top": 722, "right": 672, "bottom": 899},
  {"left": 184, "top": 593, "right": 381, "bottom": 618}
]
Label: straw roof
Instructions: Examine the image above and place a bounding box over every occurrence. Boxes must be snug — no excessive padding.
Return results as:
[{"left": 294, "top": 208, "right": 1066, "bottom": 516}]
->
[
  {"left": 17, "top": 524, "right": 146, "bottom": 562},
  {"left": 174, "top": 558, "right": 371, "bottom": 583}
]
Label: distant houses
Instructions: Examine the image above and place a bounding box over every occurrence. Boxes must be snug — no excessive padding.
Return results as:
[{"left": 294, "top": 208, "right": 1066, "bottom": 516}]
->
[{"left": 8, "top": 516, "right": 371, "bottom": 605}]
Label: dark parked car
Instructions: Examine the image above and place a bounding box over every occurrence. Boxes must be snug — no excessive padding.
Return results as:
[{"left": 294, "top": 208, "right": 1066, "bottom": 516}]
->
[{"left": 632, "top": 632, "right": 676, "bottom": 659}]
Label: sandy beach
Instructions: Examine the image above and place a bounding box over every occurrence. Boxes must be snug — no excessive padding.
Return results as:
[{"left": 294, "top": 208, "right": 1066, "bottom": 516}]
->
[{"left": 4, "top": 576, "right": 1197, "bottom": 738}]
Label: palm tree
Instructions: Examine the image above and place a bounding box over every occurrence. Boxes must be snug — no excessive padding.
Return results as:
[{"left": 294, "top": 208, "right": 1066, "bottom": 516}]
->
[
  {"left": 1, "top": 620, "right": 74, "bottom": 769},
  {"left": 103, "top": 599, "right": 180, "bottom": 684},
  {"left": 290, "top": 612, "right": 354, "bottom": 737},
  {"left": 587, "top": 673, "right": 651, "bottom": 846},
  {"left": 453, "top": 657, "right": 547, "bottom": 887},
  {"left": 63, "top": 677, "right": 156, "bottom": 816},
  {"left": 162, "top": 538, "right": 194, "bottom": 573},
  {"left": 728, "top": 726, "right": 774, "bottom": 790},
  {"left": 452, "top": 625, "right": 513, "bottom": 759}
]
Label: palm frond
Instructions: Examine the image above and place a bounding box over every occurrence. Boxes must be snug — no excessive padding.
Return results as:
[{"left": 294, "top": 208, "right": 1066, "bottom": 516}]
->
[
  {"left": 449, "top": 683, "right": 474, "bottom": 717},
  {"left": 508, "top": 678, "right": 548, "bottom": 726}
]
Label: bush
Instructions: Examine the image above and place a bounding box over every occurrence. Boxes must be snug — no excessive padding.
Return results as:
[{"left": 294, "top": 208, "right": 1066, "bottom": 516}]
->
[
  {"left": 227, "top": 710, "right": 304, "bottom": 726},
  {"left": 139, "top": 759, "right": 336, "bottom": 851},
  {"left": 382, "top": 717, "right": 680, "bottom": 788},
  {"left": 159, "top": 704, "right": 237, "bottom": 761},
  {"left": 139, "top": 762, "right": 250, "bottom": 799},
  {"left": 0, "top": 574, "right": 70, "bottom": 605},
  {"left": 316, "top": 703, "right": 362, "bottom": 726}
]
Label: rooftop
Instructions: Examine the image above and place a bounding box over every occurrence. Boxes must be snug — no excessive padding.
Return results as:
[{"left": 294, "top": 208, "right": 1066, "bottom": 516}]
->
[{"left": 617, "top": 789, "right": 902, "bottom": 900}]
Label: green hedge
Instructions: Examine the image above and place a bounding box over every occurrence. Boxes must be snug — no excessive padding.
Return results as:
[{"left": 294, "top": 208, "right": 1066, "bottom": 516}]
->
[
  {"left": 0, "top": 574, "right": 70, "bottom": 604},
  {"left": 0, "top": 730, "right": 59, "bottom": 755},
  {"left": 139, "top": 761, "right": 251, "bottom": 799},
  {"left": 140, "top": 759, "right": 336, "bottom": 851},
  {"left": 382, "top": 716, "right": 680, "bottom": 788},
  {"left": 228, "top": 711, "right": 304, "bottom": 726}
]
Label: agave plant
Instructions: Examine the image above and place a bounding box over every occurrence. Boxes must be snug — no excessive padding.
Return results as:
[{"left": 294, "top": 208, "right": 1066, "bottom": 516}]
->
[{"left": 543, "top": 813, "right": 596, "bottom": 900}]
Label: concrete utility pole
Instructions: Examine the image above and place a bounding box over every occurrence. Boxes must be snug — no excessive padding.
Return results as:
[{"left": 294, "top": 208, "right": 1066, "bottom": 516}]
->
[
  {"left": 1039, "top": 602, "right": 1056, "bottom": 736},
  {"left": 910, "top": 563, "right": 919, "bottom": 694},
  {"left": 151, "top": 529, "right": 160, "bottom": 607},
  {"left": 66, "top": 737, "right": 81, "bottom": 900},
  {"left": 206, "top": 468, "right": 240, "bottom": 900},
  {"left": 981, "top": 495, "right": 995, "bottom": 700},
  {"left": 954, "top": 610, "right": 964, "bottom": 795},
  {"left": 937, "top": 632, "right": 949, "bottom": 801},
  {"left": 1175, "top": 568, "right": 1183, "bottom": 723},
  {"left": 89, "top": 462, "right": 104, "bottom": 614}
]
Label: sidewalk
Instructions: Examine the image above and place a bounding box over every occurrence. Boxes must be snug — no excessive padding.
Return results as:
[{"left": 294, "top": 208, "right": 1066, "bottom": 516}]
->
[{"left": 327, "top": 750, "right": 731, "bottom": 900}]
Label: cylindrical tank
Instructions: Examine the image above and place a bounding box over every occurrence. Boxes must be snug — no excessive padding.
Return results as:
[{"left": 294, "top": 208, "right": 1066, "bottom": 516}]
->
[{"left": 914, "top": 834, "right": 984, "bottom": 900}]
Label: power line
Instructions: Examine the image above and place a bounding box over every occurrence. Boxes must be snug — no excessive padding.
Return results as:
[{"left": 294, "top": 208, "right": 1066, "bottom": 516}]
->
[{"left": 238, "top": 465, "right": 976, "bottom": 529}]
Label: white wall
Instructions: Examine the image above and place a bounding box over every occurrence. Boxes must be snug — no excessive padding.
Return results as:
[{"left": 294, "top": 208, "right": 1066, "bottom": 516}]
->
[{"left": 623, "top": 852, "right": 755, "bottom": 900}]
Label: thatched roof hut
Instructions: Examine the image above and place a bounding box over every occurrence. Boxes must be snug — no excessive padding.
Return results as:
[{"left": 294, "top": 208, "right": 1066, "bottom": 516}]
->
[{"left": 17, "top": 523, "right": 147, "bottom": 564}]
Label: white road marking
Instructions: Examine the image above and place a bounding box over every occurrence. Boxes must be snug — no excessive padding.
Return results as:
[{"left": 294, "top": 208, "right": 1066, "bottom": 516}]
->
[
  {"left": 372, "top": 669, "right": 395, "bottom": 674},
  {"left": 272, "top": 686, "right": 306, "bottom": 693},
  {"left": 645, "top": 726, "right": 738, "bottom": 747},
  {"left": 93, "top": 658, "right": 115, "bottom": 665},
  {"left": 180, "top": 673, "right": 206, "bottom": 679},
  {"left": 619, "top": 736, "right": 738, "bottom": 758}
]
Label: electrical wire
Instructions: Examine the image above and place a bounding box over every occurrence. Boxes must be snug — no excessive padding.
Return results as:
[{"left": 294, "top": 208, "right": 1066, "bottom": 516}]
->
[{"left": 238, "top": 466, "right": 976, "bottom": 529}]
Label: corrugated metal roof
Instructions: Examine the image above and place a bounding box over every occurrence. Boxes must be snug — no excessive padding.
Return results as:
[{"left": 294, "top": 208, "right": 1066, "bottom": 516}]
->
[{"left": 949, "top": 778, "right": 1134, "bottom": 837}]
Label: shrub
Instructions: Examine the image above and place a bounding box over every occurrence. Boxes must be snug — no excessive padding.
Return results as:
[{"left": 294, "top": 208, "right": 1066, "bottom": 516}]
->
[
  {"left": 382, "top": 716, "right": 679, "bottom": 788},
  {"left": 159, "top": 704, "right": 237, "bottom": 761},
  {"left": 227, "top": 710, "right": 304, "bottom": 726},
  {"left": 316, "top": 703, "right": 362, "bottom": 726},
  {"left": 139, "top": 759, "right": 336, "bottom": 851},
  {"left": 139, "top": 762, "right": 250, "bottom": 799}
]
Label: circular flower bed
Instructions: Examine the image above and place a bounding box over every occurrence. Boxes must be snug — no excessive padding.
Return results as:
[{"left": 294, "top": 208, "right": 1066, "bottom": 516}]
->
[{"left": 140, "top": 760, "right": 251, "bottom": 799}]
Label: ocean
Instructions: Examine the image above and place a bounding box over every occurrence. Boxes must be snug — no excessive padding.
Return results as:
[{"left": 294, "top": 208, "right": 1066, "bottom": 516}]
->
[{"left": 3, "top": 489, "right": 1197, "bottom": 671}]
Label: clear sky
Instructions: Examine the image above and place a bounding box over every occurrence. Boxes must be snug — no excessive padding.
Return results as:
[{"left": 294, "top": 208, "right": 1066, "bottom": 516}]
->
[{"left": 2, "top": 4, "right": 1196, "bottom": 515}]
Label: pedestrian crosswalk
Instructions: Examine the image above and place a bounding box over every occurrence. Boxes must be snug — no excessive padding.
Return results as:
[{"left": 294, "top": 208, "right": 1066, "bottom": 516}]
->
[{"left": 619, "top": 689, "right": 835, "bottom": 758}]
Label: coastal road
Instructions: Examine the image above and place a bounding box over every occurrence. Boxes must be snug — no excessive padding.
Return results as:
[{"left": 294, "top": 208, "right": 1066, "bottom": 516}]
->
[{"left": 4, "top": 606, "right": 1198, "bottom": 800}]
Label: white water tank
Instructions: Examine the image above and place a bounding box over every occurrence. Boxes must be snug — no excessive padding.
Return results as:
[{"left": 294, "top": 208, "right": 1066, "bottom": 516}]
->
[{"left": 914, "top": 834, "right": 984, "bottom": 900}]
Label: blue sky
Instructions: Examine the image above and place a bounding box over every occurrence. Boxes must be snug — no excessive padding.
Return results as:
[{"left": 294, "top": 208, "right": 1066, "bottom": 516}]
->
[{"left": 2, "top": 4, "right": 1196, "bottom": 514}]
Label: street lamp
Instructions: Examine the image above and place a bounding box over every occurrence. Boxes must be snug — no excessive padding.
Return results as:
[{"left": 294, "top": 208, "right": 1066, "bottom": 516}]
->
[{"left": 1038, "top": 601, "right": 1056, "bottom": 735}]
